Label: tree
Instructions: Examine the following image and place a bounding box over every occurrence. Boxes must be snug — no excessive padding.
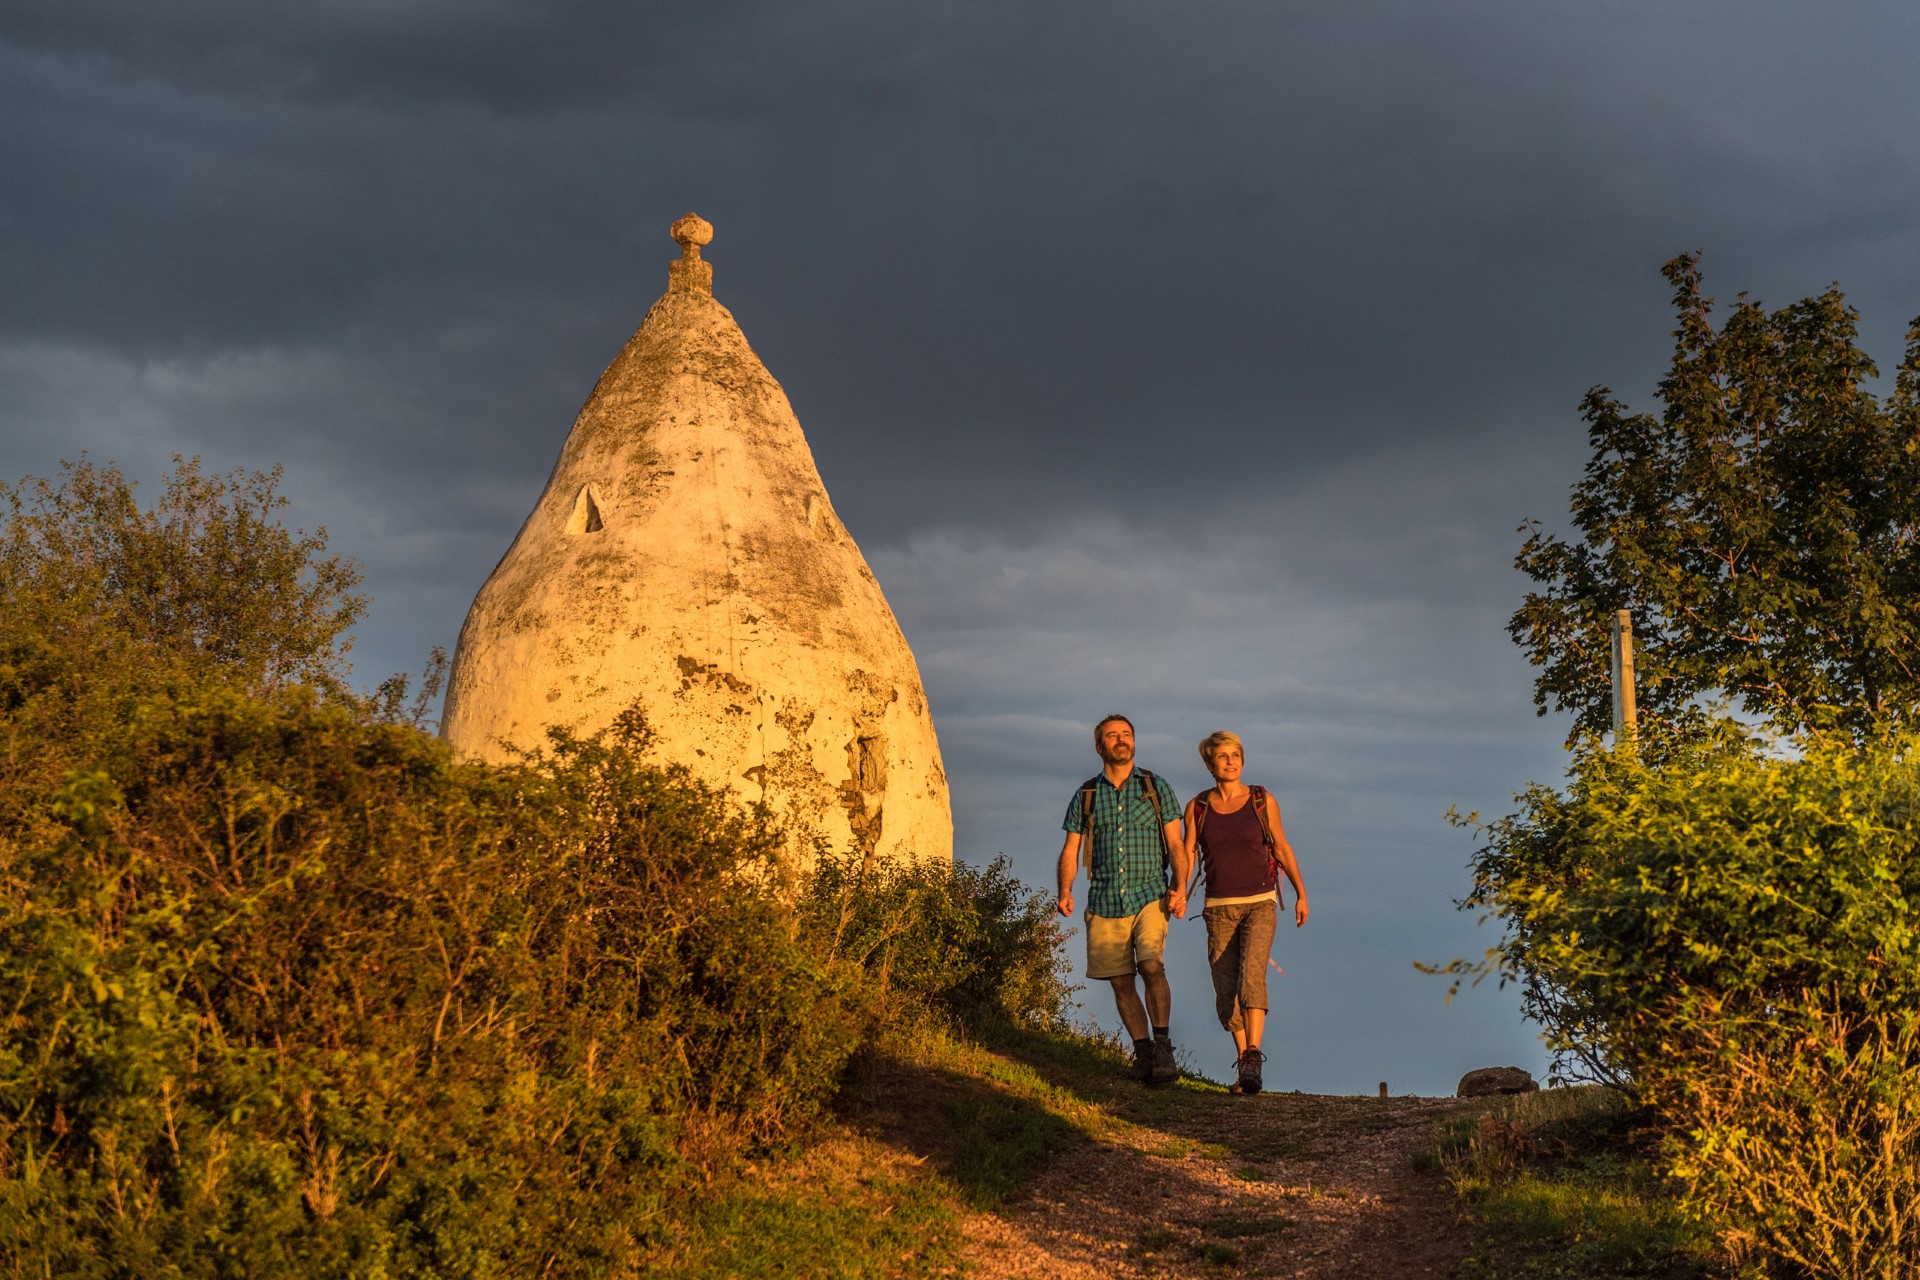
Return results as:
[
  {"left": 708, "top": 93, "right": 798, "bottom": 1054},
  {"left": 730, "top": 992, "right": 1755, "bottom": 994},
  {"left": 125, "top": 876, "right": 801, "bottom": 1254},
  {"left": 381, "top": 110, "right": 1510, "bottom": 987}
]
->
[
  {"left": 0, "top": 455, "right": 366, "bottom": 694},
  {"left": 1511, "top": 254, "right": 1920, "bottom": 743}
]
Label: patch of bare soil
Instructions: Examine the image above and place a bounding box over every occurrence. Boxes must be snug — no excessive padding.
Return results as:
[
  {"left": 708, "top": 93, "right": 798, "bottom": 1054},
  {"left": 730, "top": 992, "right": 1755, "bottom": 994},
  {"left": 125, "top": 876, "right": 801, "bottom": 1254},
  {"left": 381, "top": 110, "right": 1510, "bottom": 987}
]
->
[{"left": 962, "top": 1090, "right": 1479, "bottom": 1280}]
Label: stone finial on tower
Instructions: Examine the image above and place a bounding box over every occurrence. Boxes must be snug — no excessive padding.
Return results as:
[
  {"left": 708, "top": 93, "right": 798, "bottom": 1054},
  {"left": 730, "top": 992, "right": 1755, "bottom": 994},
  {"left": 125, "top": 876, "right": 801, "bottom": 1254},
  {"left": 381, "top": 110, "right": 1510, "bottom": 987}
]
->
[{"left": 668, "top": 212, "right": 714, "bottom": 295}]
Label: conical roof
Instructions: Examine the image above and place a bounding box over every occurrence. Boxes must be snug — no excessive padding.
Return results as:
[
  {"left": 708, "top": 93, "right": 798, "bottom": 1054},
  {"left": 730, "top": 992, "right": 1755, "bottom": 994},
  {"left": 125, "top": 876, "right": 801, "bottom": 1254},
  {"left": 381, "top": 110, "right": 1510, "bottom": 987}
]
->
[{"left": 443, "top": 214, "right": 952, "bottom": 866}]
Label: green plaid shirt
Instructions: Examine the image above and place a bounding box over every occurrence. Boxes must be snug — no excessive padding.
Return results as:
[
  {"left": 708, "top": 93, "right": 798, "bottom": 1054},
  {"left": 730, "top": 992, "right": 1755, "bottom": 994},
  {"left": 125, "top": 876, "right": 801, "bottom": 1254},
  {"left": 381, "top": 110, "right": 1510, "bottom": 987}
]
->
[{"left": 1062, "top": 768, "right": 1182, "bottom": 918}]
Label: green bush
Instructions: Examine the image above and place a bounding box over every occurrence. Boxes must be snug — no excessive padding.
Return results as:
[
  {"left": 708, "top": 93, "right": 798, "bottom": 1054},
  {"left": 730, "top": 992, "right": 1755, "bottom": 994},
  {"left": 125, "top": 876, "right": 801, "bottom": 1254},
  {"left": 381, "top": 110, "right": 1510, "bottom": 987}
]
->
[
  {"left": 1466, "top": 733, "right": 1920, "bottom": 1277},
  {"left": 0, "top": 689, "right": 871, "bottom": 1277},
  {"left": 1669, "top": 998, "right": 1920, "bottom": 1280},
  {"left": 0, "top": 457, "right": 365, "bottom": 848},
  {"left": 801, "top": 850, "right": 1073, "bottom": 1035},
  {"left": 0, "top": 455, "right": 1078, "bottom": 1275},
  {"left": 0, "top": 686, "right": 1075, "bottom": 1276},
  {"left": 0, "top": 457, "right": 364, "bottom": 696}
]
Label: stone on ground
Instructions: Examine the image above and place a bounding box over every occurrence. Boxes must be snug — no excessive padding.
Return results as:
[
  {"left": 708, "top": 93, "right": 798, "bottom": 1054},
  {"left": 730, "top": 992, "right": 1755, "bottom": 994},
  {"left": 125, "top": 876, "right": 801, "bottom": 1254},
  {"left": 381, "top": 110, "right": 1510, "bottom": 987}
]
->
[{"left": 1455, "top": 1066, "right": 1538, "bottom": 1097}]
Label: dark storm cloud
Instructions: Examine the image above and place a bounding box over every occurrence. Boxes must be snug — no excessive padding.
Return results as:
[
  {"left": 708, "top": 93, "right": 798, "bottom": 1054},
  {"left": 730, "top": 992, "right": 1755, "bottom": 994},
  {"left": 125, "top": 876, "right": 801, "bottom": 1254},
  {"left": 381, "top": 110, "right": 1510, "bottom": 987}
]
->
[
  {"left": 7, "top": 1, "right": 1920, "bottom": 1089},
  {"left": 9, "top": 2, "right": 1919, "bottom": 514}
]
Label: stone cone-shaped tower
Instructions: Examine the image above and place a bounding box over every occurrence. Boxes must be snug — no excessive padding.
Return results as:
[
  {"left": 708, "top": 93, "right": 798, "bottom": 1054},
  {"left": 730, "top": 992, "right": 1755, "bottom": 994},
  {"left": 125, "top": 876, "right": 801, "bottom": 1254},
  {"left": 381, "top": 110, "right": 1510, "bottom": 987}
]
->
[{"left": 443, "top": 214, "right": 952, "bottom": 866}]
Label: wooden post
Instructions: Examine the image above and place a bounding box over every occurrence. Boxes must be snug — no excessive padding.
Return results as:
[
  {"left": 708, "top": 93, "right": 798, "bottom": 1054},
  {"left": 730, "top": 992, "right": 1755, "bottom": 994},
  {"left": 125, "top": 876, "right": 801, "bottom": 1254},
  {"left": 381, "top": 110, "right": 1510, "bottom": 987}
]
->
[
  {"left": 1378, "top": 1082, "right": 1388, "bottom": 1099},
  {"left": 1610, "top": 610, "right": 1637, "bottom": 735}
]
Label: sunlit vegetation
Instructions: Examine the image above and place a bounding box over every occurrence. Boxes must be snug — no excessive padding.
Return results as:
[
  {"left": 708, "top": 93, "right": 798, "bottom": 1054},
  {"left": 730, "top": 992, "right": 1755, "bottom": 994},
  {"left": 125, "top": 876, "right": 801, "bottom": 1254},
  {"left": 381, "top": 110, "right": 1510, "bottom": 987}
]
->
[
  {"left": 1461, "top": 258, "right": 1920, "bottom": 1278},
  {"left": 0, "top": 458, "right": 1076, "bottom": 1275}
]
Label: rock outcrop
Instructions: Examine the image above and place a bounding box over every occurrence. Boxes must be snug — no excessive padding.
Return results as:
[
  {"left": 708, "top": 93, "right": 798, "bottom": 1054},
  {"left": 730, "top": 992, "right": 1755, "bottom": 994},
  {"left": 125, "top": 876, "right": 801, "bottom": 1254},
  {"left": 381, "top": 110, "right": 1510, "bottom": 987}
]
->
[
  {"left": 443, "top": 214, "right": 952, "bottom": 867},
  {"left": 1455, "top": 1066, "right": 1539, "bottom": 1097}
]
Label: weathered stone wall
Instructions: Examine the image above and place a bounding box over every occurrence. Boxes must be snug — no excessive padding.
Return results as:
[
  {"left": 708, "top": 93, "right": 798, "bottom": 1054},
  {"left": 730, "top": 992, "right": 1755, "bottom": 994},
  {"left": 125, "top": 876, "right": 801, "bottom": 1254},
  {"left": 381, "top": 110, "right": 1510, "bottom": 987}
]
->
[{"left": 443, "top": 218, "right": 952, "bottom": 866}]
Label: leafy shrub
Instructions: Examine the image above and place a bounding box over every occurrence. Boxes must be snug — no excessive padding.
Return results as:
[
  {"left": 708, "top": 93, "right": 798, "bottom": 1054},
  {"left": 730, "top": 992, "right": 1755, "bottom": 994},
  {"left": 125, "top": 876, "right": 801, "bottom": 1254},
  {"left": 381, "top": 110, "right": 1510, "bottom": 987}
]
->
[
  {"left": 0, "top": 457, "right": 364, "bottom": 695},
  {"left": 0, "top": 689, "right": 866, "bottom": 1276},
  {"left": 1464, "top": 732, "right": 1920, "bottom": 1276},
  {"left": 0, "top": 455, "right": 1078, "bottom": 1275},
  {"left": 1670, "top": 998, "right": 1920, "bottom": 1280},
  {"left": 801, "top": 849, "right": 1074, "bottom": 1035},
  {"left": 0, "top": 457, "right": 366, "bottom": 849}
]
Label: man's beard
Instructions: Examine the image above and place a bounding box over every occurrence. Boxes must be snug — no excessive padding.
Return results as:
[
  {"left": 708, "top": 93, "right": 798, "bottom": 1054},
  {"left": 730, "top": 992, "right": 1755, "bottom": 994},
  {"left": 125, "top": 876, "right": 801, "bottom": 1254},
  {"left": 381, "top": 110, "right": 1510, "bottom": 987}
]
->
[{"left": 1101, "top": 744, "right": 1134, "bottom": 764}]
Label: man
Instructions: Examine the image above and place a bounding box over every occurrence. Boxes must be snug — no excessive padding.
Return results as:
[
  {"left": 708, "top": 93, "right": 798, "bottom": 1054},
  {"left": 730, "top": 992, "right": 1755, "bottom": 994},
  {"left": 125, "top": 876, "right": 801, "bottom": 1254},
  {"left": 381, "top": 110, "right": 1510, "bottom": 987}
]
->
[{"left": 1057, "top": 713, "right": 1190, "bottom": 1084}]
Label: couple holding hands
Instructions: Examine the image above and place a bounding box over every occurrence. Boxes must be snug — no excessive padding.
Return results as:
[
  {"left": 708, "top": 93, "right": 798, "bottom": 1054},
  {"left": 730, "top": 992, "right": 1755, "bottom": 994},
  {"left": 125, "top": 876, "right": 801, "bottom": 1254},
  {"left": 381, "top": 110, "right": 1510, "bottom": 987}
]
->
[{"left": 1056, "top": 714, "right": 1309, "bottom": 1096}]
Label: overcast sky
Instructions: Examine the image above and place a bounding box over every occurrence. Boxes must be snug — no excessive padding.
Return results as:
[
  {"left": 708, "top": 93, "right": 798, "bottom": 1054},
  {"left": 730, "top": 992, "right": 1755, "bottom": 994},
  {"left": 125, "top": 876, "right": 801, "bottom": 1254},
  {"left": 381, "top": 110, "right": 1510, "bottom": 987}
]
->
[{"left": 6, "top": 1, "right": 1919, "bottom": 1095}]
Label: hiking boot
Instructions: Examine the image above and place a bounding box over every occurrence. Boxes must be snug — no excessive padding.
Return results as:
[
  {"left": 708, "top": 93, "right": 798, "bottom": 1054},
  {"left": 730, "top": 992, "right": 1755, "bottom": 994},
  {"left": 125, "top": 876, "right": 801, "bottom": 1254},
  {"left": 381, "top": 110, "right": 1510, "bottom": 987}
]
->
[
  {"left": 1128, "top": 1040, "right": 1155, "bottom": 1083},
  {"left": 1236, "top": 1048, "right": 1266, "bottom": 1096},
  {"left": 1150, "top": 1034, "right": 1179, "bottom": 1085}
]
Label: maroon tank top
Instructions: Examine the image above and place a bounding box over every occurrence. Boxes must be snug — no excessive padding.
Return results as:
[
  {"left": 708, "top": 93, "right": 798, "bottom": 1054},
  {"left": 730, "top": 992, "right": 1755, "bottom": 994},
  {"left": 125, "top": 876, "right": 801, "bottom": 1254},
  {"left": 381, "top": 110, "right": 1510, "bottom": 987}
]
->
[{"left": 1197, "top": 793, "right": 1279, "bottom": 899}]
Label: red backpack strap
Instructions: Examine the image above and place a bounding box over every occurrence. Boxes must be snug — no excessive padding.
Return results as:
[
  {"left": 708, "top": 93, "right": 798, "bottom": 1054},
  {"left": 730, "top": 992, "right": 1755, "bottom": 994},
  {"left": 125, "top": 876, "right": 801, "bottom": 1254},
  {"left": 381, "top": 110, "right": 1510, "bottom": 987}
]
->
[{"left": 1249, "top": 785, "right": 1279, "bottom": 858}]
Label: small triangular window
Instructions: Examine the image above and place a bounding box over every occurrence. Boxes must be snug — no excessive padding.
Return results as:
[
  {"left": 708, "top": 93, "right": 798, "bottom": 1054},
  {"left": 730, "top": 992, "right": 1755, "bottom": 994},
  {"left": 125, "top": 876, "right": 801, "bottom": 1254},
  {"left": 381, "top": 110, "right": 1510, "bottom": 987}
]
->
[{"left": 566, "top": 485, "right": 604, "bottom": 535}]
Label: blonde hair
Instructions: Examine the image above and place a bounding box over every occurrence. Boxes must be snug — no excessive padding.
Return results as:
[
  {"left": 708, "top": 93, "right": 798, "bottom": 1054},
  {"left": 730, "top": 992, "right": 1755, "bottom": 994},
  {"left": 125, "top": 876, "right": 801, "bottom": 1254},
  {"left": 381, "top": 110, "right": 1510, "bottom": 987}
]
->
[{"left": 1197, "top": 730, "right": 1244, "bottom": 764}]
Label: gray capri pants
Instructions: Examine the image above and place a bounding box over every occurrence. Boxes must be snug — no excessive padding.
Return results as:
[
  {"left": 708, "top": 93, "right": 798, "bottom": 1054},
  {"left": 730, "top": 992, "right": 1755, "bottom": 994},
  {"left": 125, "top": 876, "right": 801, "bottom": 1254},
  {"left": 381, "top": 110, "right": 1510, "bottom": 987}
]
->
[{"left": 1202, "top": 899, "right": 1278, "bottom": 1033}]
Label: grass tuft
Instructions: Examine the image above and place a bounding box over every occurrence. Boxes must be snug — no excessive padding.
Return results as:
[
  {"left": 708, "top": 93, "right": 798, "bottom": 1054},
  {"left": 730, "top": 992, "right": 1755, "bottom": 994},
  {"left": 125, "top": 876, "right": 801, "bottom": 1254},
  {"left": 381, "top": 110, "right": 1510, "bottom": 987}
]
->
[
  {"left": 1194, "top": 1240, "right": 1243, "bottom": 1266},
  {"left": 1202, "top": 1214, "right": 1295, "bottom": 1238},
  {"left": 1136, "top": 1227, "right": 1179, "bottom": 1252},
  {"left": 1432, "top": 1087, "right": 1744, "bottom": 1279}
]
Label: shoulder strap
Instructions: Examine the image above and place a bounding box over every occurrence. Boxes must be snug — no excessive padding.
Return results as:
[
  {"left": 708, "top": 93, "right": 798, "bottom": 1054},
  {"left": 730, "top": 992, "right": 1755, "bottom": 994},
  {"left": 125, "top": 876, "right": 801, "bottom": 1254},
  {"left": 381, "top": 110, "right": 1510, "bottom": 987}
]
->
[
  {"left": 1135, "top": 768, "right": 1165, "bottom": 825},
  {"left": 1249, "top": 785, "right": 1279, "bottom": 856},
  {"left": 1136, "top": 768, "right": 1173, "bottom": 865},
  {"left": 1192, "top": 791, "right": 1210, "bottom": 844},
  {"left": 1079, "top": 776, "right": 1100, "bottom": 833}
]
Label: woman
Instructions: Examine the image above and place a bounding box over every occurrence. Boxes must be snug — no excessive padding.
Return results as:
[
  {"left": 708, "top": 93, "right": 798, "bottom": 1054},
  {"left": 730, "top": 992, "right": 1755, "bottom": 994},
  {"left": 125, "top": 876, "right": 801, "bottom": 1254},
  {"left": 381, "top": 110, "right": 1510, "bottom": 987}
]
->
[{"left": 1184, "top": 731, "right": 1309, "bottom": 1095}]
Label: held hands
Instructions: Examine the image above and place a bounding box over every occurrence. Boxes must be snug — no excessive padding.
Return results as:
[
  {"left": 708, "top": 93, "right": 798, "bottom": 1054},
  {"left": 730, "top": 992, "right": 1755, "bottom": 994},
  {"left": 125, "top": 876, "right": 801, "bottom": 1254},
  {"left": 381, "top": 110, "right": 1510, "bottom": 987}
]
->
[{"left": 1168, "top": 887, "right": 1189, "bottom": 919}]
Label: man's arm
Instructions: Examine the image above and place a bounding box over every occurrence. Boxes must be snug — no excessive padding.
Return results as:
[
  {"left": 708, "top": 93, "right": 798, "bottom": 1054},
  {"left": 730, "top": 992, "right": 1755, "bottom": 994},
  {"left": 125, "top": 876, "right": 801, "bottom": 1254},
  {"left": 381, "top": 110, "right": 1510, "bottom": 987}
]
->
[
  {"left": 1161, "top": 780, "right": 1190, "bottom": 917},
  {"left": 1170, "top": 797, "right": 1202, "bottom": 919},
  {"left": 1267, "top": 793, "right": 1309, "bottom": 926},
  {"left": 1163, "top": 809, "right": 1191, "bottom": 919},
  {"left": 1057, "top": 831, "right": 1081, "bottom": 917}
]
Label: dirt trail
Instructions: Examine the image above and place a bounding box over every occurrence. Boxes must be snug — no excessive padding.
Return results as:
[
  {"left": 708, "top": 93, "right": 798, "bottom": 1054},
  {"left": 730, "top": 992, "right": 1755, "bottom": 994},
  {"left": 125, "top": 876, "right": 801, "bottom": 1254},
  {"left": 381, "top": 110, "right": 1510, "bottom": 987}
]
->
[{"left": 961, "top": 1089, "right": 1479, "bottom": 1279}]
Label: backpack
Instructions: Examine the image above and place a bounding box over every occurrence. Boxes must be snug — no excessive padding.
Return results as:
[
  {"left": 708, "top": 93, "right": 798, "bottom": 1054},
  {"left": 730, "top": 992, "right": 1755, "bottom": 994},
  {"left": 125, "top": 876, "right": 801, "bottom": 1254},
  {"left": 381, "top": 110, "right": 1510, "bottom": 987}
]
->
[{"left": 1078, "top": 768, "right": 1172, "bottom": 862}]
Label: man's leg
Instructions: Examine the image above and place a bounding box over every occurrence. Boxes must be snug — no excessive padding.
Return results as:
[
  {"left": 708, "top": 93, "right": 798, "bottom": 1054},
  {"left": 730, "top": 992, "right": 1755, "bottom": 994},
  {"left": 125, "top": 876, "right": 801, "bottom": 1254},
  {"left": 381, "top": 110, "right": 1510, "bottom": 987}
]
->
[
  {"left": 1134, "top": 901, "right": 1178, "bottom": 1083},
  {"left": 1108, "top": 975, "right": 1151, "bottom": 1041},
  {"left": 1137, "top": 957, "right": 1172, "bottom": 1026},
  {"left": 1108, "top": 975, "right": 1158, "bottom": 1082},
  {"left": 1092, "top": 913, "right": 1156, "bottom": 1081}
]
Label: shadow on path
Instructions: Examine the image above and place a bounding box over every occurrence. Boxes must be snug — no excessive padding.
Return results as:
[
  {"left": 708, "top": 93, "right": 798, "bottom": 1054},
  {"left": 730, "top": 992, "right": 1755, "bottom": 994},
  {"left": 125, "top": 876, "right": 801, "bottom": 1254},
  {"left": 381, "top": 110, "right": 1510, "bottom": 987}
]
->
[{"left": 839, "top": 1031, "right": 1479, "bottom": 1278}]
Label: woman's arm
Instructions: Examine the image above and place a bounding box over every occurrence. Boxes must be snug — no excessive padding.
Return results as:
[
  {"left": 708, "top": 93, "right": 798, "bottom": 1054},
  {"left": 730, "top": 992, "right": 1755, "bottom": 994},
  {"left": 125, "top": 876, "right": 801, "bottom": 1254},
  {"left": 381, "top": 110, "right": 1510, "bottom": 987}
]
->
[{"left": 1267, "top": 793, "right": 1309, "bottom": 926}]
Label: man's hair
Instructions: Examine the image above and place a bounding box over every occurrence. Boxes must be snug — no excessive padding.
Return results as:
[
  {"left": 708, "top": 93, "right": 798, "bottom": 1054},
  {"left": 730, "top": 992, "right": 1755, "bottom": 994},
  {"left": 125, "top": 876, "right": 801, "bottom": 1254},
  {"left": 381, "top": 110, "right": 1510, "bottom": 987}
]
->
[
  {"left": 1197, "top": 730, "right": 1244, "bottom": 763},
  {"left": 1093, "top": 713, "right": 1134, "bottom": 745}
]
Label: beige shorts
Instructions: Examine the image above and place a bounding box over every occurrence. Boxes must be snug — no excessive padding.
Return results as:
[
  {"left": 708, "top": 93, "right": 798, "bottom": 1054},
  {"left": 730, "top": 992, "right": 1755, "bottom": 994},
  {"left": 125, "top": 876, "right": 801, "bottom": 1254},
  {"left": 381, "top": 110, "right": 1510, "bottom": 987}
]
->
[{"left": 1086, "top": 897, "right": 1170, "bottom": 980}]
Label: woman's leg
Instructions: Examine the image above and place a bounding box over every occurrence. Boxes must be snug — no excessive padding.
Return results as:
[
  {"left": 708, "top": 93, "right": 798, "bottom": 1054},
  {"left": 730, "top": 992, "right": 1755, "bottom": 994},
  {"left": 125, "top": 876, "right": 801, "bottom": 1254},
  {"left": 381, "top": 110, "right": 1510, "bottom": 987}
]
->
[
  {"left": 1236, "top": 904, "right": 1278, "bottom": 1049},
  {"left": 1203, "top": 907, "right": 1246, "bottom": 1051}
]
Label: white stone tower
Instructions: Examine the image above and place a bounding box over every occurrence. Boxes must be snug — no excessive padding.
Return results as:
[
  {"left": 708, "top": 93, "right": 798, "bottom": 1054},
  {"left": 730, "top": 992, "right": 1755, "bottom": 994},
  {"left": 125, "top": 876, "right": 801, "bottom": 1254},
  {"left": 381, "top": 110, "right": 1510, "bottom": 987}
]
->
[{"left": 443, "top": 214, "right": 952, "bottom": 866}]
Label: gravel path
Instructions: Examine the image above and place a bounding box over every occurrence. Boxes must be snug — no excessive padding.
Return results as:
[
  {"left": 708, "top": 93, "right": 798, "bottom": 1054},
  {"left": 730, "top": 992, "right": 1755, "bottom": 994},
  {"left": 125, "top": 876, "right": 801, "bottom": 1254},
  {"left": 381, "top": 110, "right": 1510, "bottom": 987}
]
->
[{"left": 961, "top": 1090, "right": 1479, "bottom": 1279}]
